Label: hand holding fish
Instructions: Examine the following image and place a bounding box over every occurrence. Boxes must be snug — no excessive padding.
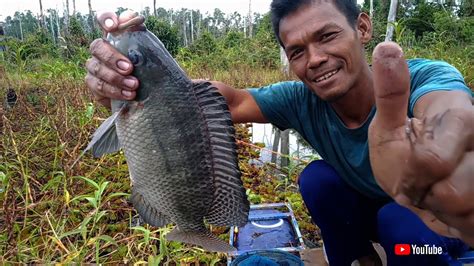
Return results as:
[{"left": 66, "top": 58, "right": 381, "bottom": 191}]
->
[
  {"left": 368, "top": 42, "right": 474, "bottom": 246},
  {"left": 85, "top": 11, "right": 140, "bottom": 108}
]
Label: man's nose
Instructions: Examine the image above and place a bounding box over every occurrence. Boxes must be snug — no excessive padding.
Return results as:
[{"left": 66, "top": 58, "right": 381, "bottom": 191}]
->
[{"left": 307, "top": 45, "right": 328, "bottom": 69}]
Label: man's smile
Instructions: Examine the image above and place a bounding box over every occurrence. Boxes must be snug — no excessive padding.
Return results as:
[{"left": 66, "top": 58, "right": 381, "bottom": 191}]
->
[{"left": 313, "top": 68, "right": 341, "bottom": 84}]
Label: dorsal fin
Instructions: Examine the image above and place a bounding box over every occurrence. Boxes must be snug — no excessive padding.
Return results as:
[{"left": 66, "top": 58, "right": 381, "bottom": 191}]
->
[{"left": 192, "top": 81, "right": 249, "bottom": 227}]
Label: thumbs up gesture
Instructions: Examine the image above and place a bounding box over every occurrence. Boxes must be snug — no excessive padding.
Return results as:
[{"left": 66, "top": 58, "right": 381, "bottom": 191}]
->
[{"left": 368, "top": 42, "right": 474, "bottom": 246}]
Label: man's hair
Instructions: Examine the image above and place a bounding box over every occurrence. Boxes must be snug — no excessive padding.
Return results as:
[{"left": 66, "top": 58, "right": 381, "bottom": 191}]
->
[{"left": 270, "top": 0, "right": 361, "bottom": 47}]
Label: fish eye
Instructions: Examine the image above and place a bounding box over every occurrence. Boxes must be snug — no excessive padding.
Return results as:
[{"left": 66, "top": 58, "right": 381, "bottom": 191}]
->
[{"left": 128, "top": 49, "right": 144, "bottom": 66}]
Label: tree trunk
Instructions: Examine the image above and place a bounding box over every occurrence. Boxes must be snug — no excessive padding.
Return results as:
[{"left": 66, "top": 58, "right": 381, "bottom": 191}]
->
[
  {"left": 39, "top": 0, "right": 45, "bottom": 29},
  {"left": 65, "top": 0, "right": 70, "bottom": 36},
  {"left": 271, "top": 128, "right": 281, "bottom": 164},
  {"left": 153, "top": 0, "right": 157, "bottom": 17},
  {"left": 370, "top": 0, "right": 374, "bottom": 18},
  {"left": 244, "top": 18, "right": 247, "bottom": 37},
  {"left": 280, "top": 130, "right": 290, "bottom": 169},
  {"left": 197, "top": 13, "right": 201, "bottom": 38},
  {"left": 72, "top": 0, "right": 76, "bottom": 17},
  {"left": 56, "top": 9, "right": 61, "bottom": 39},
  {"left": 88, "top": 0, "right": 95, "bottom": 35},
  {"left": 19, "top": 17, "right": 24, "bottom": 41},
  {"left": 385, "top": 0, "right": 398, "bottom": 42},
  {"left": 183, "top": 15, "right": 188, "bottom": 46},
  {"left": 50, "top": 13, "right": 56, "bottom": 44},
  {"left": 248, "top": 0, "right": 253, "bottom": 38},
  {"left": 190, "top": 11, "right": 194, "bottom": 43}
]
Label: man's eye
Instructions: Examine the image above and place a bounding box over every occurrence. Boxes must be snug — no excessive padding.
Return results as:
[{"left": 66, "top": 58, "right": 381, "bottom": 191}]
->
[
  {"left": 322, "top": 32, "right": 336, "bottom": 41},
  {"left": 290, "top": 49, "right": 303, "bottom": 60}
]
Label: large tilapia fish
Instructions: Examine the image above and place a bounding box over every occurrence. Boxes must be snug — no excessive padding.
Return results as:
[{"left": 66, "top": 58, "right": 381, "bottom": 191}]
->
[{"left": 85, "top": 12, "right": 249, "bottom": 252}]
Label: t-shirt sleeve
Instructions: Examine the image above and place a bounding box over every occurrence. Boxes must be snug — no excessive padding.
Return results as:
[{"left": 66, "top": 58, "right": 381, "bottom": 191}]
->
[
  {"left": 408, "top": 59, "right": 472, "bottom": 116},
  {"left": 247, "top": 81, "right": 306, "bottom": 131}
]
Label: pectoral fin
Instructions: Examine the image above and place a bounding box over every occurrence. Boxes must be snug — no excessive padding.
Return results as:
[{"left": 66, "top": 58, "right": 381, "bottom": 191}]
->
[{"left": 85, "top": 111, "right": 122, "bottom": 157}]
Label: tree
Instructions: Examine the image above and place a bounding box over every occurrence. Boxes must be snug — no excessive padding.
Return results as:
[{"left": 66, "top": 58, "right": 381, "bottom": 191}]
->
[
  {"left": 271, "top": 128, "right": 280, "bottom": 164},
  {"left": 459, "top": 0, "right": 474, "bottom": 17},
  {"left": 370, "top": 0, "right": 374, "bottom": 18},
  {"left": 72, "top": 0, "right": 76, "bottom": 16},
  {"left": 69, "top": 15, "right": 87, "bottom": 46},
  {"left": 188, "top": 31, "right": 217, "bottom": 56},
  {"left": 280, "top": 130, "right": 290, "bottom": 168},
  {"left": 65, "top": 0, "right": 70, "bottom": 36},
  {"left": 39, "top": 0, "right": 45, "bottom": 29},
  {"left": 155, "top": 7, "right": 168, "bottom": 19},
  {"left": 385, "top": 0, "right": 398, "bottom": 41},
  {"left": 248, "top": 0, "right": 253, "bottom": 37},
  {"left": 141, "top": 7, "right": 152, "bottom": 18},
  {"left": 88, "top": 0, "right": 95, "bottom": 36},
  {"left": 145, "top": 16, "right": 181, "bottom": 56},
  {"left": 212, "top": 8, "right": 225, "bottom": 36}
]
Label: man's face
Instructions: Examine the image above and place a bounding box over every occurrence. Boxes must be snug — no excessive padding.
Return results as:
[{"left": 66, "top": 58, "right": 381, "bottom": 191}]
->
[{"left": 279, "top": 1, "right": 371, "bottom": 102}]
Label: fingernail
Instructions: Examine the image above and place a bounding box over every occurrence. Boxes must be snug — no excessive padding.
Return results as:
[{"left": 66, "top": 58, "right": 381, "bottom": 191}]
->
[
  {"left": 448, "top": 227, "right": 462, "bottom": 238},
  {"left": 117, "top": 60, "right": 130, "bottom": 71},
  {"left": 394, "top": 194, "right": 411, "bottom": 206},
  {"left": 105, "top": 18, "right": 114, "bottom": 29},
  {"left": 123, "top": 78, "right": 136, "bottom": 88},
  {"left": 122, "top": 90, "right": 133, "bottom": 97}
]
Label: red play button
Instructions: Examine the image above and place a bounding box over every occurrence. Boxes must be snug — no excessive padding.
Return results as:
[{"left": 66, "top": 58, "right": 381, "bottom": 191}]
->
[{"left": 395, "top": 244, "right": 411, "bottom": 255}]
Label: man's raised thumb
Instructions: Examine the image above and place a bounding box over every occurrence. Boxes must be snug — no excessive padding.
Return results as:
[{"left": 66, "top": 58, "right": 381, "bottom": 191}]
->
[{"left": 372, "top": 42, "right": 410, "bottom": 130}]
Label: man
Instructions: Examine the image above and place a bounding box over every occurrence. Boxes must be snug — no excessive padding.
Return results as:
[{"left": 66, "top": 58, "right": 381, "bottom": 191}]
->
[{"left": 85, "top": 1, "right": 474, "bottom": 265}]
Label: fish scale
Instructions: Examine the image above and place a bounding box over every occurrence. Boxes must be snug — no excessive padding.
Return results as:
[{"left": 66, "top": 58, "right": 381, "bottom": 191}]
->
[
  {"left": 83, "top": 14, "right": 249, "bottom": 252},
  {"left": 118, "top": 92, "right": 214, "bottom": 221}
]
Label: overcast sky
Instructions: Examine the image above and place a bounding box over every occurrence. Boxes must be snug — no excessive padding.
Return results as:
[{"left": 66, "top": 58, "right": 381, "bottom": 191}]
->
[
  {"left": 0, "top": 0, "right": 363, "bottom": 21},
  {"left": 0, "top": 0, "right": 274, "bottom": 21}
]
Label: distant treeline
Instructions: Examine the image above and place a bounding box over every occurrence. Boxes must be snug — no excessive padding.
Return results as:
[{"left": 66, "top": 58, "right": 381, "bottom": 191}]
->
[{"left": 0, "top": 0, "right": 472, "bottom": 75}]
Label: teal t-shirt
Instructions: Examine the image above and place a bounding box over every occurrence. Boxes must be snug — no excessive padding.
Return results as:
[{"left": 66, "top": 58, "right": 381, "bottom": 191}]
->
[{"left": 248, "top": 59, "right": 472, "bottom": 199}]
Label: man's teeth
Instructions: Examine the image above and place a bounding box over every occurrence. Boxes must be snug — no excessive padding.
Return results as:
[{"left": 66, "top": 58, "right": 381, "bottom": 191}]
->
[{"left": 315, "top": 69, "right": 339, "bottom": 82}]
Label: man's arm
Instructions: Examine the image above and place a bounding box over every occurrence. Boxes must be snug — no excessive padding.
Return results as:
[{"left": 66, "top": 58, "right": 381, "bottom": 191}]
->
[
  {"left": 368, "top": 42, "right": 474, "bottom": 246},
  {"left": 207, "top": 81, "right": 268, "bottom": 124}
]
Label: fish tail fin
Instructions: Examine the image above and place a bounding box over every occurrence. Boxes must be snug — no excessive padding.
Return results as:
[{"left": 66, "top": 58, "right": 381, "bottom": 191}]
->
[{"left": 166, "top": 226, "right": 235, "bottom": 253}]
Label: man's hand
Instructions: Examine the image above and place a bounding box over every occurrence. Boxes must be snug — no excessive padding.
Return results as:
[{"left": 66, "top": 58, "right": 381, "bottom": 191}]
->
[
  {"left": 85, "top": 11, "right": 140, "bottom": 108},
  {"left": 368, "top": 42, "right": 474, "bottom": 246}
]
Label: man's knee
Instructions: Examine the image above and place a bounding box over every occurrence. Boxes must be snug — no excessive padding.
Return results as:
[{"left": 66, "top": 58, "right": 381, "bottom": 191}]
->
[
  {"left": 377, "top": 202, "right": 439, "bottom": 244},
  {"left": 377, "top": 203, "right": 468, "bottom": 265},
  {"left": 298, "top": 160, "right": 342, "bottom": 200},
  {"left": 377, "top": 203, "right": 409, "bottom": 244}
]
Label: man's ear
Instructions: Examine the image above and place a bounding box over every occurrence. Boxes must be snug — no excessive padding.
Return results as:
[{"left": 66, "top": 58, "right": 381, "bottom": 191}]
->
[{"left": 357, "top": 12, "right": 372, "bottom": 44}]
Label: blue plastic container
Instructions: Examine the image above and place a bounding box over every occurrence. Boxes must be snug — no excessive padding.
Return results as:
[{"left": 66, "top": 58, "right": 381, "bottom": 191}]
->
[{"left": 230, "top": 250, "right": 304, "bottom": 266}]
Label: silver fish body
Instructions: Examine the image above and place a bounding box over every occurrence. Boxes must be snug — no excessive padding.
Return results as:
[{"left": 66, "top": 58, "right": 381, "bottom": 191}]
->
[{"left": 86, "top": 20, "right": 249, "bottom": 252}]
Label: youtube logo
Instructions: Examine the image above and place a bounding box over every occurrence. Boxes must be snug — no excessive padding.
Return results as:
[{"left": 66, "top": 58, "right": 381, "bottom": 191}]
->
[{"left": 395, "top": 244, "right": 411, "bottom": 255}]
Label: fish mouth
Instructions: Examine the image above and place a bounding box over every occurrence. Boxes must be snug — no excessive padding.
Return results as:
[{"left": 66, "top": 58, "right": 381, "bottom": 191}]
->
[{"left": 312, "top": 68, "right": 340, "bottom": 84}]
